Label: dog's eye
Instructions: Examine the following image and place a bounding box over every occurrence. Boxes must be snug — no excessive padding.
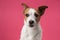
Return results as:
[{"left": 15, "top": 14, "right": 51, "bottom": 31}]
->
[
  {"left": 34, "top": 13, "right": 38, "bottom": 17},
  {"left": 25, "top": 14, "right": 29, "bottom": 17}
]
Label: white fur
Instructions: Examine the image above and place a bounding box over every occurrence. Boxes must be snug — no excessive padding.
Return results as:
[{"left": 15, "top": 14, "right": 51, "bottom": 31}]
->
[{"left": 20, "top": 8, "right": 42, "bottom": 40}]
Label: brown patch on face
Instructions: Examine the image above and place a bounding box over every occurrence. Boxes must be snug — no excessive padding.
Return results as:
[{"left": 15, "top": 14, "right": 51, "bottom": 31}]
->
[
  {"left": 34, "top": 9, "right": 41, "bottom": 23},
  {"left": 36, "top": 16, "right": 40, "bottom": 23},
  {"left": 24, "top": 8, "right": 30, "bottom": 21},
  {"left": 35, "top": 14, "right": 40, "bottom": 23}
]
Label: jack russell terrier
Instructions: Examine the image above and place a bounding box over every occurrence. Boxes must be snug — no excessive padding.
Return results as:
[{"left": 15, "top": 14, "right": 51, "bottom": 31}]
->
[{"left": 20, "top": 3, "right": 48, "bottom": 40}]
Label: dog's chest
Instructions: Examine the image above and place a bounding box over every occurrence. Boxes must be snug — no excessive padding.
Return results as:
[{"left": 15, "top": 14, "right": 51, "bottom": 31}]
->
[{"left": 20, "top": 24, "right": 42, "bottom": 40}]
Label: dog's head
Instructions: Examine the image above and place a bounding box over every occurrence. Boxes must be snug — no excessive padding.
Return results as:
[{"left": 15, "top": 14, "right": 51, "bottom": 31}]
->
[{"left": 22, "top": 3, "right": 48, "bottom": 27}]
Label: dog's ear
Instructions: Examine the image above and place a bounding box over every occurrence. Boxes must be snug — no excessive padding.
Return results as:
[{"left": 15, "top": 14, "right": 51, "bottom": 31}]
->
[
  {"left": 38, "top": 6, "right": 48, "bottom": 16},
  {"left": 21, "top": 3, "right": 29, "bottom": 10}
]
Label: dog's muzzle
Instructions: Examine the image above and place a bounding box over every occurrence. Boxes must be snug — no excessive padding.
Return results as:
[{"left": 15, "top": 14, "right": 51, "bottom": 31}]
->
[{"left": 29, "top": 20, "right": 34, "bottom": 27}]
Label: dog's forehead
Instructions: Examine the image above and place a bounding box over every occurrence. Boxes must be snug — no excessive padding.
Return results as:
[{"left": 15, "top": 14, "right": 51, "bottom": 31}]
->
[
  {"left": 28, "top": 8, "right": 36, "bottom": 13},
  {"left": 24, "top": 8, "right": 37, "bottom": 14}
]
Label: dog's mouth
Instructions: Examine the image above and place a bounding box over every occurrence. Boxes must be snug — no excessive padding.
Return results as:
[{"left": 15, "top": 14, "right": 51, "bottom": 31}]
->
[{"left": 29, "top": 24, "right": 34, "bottom": 27}]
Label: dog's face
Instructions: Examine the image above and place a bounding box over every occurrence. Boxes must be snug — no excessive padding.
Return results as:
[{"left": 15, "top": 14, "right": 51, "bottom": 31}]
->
[
  {"left": 22, "top": 3, "right": 48, "bottom": 27},
  {"left": 24, "top": 8, "right": 40, "bottom": 27}
]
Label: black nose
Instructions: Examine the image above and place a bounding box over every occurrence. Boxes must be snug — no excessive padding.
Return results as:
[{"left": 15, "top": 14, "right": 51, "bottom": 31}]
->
[{"left": 29, "top": 20, "right": 34, "bottom": 24}]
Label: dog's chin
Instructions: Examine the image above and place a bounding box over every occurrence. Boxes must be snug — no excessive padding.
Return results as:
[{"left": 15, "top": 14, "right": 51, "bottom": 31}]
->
[{"left": 29, "top": 24, "right": 34, "bottom": 27}]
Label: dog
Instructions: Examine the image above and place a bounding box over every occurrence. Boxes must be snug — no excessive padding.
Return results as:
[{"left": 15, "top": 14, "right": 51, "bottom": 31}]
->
[{"left": 20, "top": 3, "right": 48, "bottom": 40}]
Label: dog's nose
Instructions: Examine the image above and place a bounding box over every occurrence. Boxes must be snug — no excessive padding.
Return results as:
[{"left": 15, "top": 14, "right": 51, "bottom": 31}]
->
[{"left": 29, "top": 20, "right": 34, "bottom": 24}]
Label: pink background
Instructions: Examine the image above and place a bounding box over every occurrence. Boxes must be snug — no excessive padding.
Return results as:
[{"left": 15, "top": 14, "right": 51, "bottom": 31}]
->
[{"left": 0, "top": 0, "right": 60, "bottom": 40}]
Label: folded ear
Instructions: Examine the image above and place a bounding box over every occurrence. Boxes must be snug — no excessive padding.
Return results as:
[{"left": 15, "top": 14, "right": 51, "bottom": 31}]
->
[
  {"left": 21, "top": 3, "right": 29, "bottom": 10},
  {"left": 38, "top": 6, "right": 48, "bottom": 16}
]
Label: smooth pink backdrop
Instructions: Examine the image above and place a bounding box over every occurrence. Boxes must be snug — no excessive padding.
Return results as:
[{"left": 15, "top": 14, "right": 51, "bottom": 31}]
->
[{"left": 0, "top": 0, "right": 60, "bottom": 40}]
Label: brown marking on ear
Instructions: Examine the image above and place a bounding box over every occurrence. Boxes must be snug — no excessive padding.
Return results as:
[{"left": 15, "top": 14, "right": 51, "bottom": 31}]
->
[
  {"left": 38, "top": 6, "right": 48, "bottom": 16},
  {"left": 21, "top": 3, "right": 29, "bottom": 10},
  {"left": 21, "top": 3, "right": 29, "bottom": 14}
]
